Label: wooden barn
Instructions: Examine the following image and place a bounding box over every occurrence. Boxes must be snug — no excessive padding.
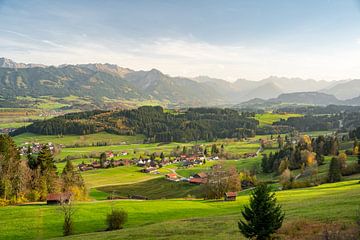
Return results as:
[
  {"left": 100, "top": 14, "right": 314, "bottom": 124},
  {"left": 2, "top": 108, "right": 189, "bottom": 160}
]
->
[
  {"left": 46, "top": 192, "right": 72, "bottom": 205},
  {"left": 224, "top": 192, "right": 237, "bottom": 201}
]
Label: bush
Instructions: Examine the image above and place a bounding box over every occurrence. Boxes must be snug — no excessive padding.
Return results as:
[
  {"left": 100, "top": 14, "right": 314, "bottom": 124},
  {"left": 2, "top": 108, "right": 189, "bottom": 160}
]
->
[
  {"left": 106, "top": 209, "right": 128, "bottom": 231},
  {"left": 341, "top": 163, "right": 360, "bottom": 176}
]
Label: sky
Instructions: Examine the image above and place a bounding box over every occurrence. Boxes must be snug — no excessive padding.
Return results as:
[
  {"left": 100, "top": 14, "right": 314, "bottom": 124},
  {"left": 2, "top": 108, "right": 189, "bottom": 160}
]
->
[{"left": 1, "top": 0, "right": 360, "bottom": 81}]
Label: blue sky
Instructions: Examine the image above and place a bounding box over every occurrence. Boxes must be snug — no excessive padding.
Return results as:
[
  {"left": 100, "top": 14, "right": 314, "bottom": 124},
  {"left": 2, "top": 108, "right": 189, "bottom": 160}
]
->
[{"left": 1, "top": 0, "right": 360, "bottom": 81}]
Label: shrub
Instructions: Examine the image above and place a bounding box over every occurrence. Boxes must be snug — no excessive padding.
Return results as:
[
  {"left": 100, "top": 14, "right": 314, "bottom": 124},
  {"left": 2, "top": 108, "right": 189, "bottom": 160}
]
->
[
  {"left": 341, "top": 163, "right": 360, "bottom": 176},
  {"left": 106, "top": 209, "right": 128, "bottom": 231}
]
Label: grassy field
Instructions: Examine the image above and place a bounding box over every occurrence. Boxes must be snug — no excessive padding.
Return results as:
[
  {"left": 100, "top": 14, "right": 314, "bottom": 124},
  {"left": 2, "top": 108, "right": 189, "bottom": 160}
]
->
[
  {"left": 96, "top": 178, "right": 202, "bottom": 200},
  {"left": 81, "top": 165, "right": 170, "bottom": 188},
  {"left": 255, "top": 113, "right": 303, "bottom": 126},
  {"left": 0, "top": 180, "right": 358, "bottom": 240},
  {"left": 13, "top": 132, "right": 145, "bottom": 146}
]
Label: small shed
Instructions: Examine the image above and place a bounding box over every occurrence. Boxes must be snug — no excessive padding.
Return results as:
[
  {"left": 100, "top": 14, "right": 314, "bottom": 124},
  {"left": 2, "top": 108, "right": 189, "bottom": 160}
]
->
[
  {"left": 46, "top": 193, "right": 71, "bottom": 205},
  {"left": 193, "top": 172, "right": 207, "bottom": 179},
  {"left": 224, "top": 192, "right": 237, "bottom": 201}
]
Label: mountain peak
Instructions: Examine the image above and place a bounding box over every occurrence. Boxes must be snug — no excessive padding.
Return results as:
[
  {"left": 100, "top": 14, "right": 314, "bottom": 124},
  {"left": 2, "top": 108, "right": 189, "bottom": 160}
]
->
[{"left": 0, "top": 57, "right": 46, "bottom": 68}]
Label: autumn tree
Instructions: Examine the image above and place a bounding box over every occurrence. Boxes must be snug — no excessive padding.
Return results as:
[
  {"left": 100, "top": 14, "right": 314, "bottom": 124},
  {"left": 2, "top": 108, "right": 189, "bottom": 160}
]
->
[
  {"left": 203, "top": 164, "right": 240, "bottom": 199},
  {"left": 61, "top": 159, "right": 86, "bottom": 200}
]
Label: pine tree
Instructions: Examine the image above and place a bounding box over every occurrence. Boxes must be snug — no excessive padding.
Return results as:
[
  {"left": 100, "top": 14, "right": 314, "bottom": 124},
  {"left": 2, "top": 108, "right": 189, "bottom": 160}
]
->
[
  {"left": 0, "top": 135, "right": 24, "bottom": 200},
  {"left": 99, "top": 152, "right": 106, "bottom": 168},
  {"left": 238, "top": 184, "right": 284, "bottom": 240},
  {"left": 61, "top": 159, "right": 84, "bottom": 193},
  {"left": 37, "top": 145, "right": 58, "bottom": 194},
  {"left": 27, "top": 146, "right": 38, "bottom": 170},
  {"left": 328, "top": 157, "right": 341, "bottom": 183}
]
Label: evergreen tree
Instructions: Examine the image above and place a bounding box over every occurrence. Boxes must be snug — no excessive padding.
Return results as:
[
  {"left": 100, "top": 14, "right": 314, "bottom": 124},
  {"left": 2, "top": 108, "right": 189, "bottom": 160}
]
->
[
  {"left": 160, "top": 152, "right": 165, "bottom": 160},
  {"left": 37, "top": 145, "right": 58, "bottom": 194},
  {"left": 0, "top": 135, "right": 24, "bottom": 200},
  {"left": 27, "top": 146, "right": 38, "bottom": 170},
  {"left": 238, "top": 184, "right": 284, "bottom": 240},
  {"left": 99, "top": 152, "right": 107, "bottom": 168},
  {"left": 328, "top": 157, "right": 341, "bottom": 183},
  {"left": 61, "top": 159, "right": 84, "bottom": 193}
]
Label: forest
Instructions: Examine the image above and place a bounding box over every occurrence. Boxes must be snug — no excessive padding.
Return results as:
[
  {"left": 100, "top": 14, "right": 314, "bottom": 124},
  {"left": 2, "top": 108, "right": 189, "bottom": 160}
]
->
[{"left": 12, "top": 106, "right": 258, "bottom": 142}]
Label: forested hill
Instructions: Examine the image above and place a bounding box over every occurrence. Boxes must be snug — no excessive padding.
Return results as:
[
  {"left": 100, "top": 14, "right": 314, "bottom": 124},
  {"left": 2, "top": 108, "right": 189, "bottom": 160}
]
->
[{"left": 12, "top": 106, "right": 258, "bottom": 142}]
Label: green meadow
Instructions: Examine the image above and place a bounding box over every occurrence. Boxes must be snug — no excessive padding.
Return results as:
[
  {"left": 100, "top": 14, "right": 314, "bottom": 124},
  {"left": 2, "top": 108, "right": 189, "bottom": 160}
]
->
[
  {"left": 255, "top": 113, "right": 303, "bottom": 126},
  {"left": 0, "top": 180, "right": 358, "bottom": 240}
]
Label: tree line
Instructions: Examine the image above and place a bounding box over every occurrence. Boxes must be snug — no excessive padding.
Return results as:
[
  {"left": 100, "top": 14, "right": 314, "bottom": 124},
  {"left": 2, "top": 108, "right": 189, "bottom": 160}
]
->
[
  {"left": 12, "top": 106, "right": 258, "bottom": 142},
  {"left": 0, "top": 134, "right": 85, "bottom": 205}
]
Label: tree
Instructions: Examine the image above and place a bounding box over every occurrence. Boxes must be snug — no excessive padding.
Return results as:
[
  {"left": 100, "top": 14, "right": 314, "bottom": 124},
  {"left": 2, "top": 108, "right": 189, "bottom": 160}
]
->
[
  {"left": 61, "top": 159, "right": 85, "bottom": 198},
  {"left": 338, "top": 152, "right": 347, "bottom": 170},
  {"left": 203, "top": 164, "right": 240, "bottom": 199},
  {"left": 328, "top": 157, "right": 341, "bottom": 183},
  {"left": 37, "top": 145, "right": 58, "bottom": 194},
  {"left": 99, "top": 152, "right": 107, "bottom": 168},
  {"left": 238, "top": 184, "right": 285, "bottom": 240},
  {"left": 26, "top": 146, "right": 38, "bottom": 170},
  {"left": 0, "top": 135, "right": 24, "bottom": 201},
  {"left": 315, "top": 151, "right": 324, "bottom": 166},
  {"left": 160, "top": 152, "right": 165, "bottom": 160},
  {"left": 60, "top": 201, "right": 75, "bottom": 236},
  {"left": 211, "top": 144, "right": 219, "bottom": 156}
]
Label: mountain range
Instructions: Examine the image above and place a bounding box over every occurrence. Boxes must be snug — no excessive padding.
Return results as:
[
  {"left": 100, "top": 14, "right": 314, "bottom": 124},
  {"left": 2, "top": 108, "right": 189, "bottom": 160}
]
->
[{"left": 1, "top": 57, "right": 360, "bottom": 108}]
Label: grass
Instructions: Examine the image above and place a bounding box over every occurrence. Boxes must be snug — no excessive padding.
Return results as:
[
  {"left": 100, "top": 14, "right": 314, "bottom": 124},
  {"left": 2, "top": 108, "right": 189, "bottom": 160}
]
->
[
  {"left": 81, "top": 165, "right": 169, "bottom": 188},
  {"left": 13, "top": 132, "right": 144, "bottom": 147},
  {"left": 0, "top": 180, "right": 358, "bottom": 240},
  {"left": 96, "top": 178, "right": 202, "bottom": 200},
  {"left": 0, "top": 122, "right": 32, "bottom": 129},
  {"left": 255, "top": 113, "right": 303, "bottom": 126}
]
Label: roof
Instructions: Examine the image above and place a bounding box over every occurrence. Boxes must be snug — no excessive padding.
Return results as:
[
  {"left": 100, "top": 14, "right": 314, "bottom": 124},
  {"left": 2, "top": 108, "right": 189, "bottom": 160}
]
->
[
  {"left": 189, "top": 178, "right": 205, "bottom": 184},
  {"left": 194, "top": 172, "right": 207, "bottom": 178},
  {"left": 166, "top": 173, "right": 178, "bottom": 178},
  {"left": 225, "top": 192, "right": 237, "bottom": 197},
  {"left": 46, "top": 192, "right": 71, "bottom": 201}
]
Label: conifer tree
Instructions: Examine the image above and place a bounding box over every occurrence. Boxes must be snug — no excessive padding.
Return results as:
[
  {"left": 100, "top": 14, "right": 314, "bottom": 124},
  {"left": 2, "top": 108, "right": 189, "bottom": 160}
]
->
[
  {"left": 238, "top": 184, "right": 284, "bottom": 240},
  {"left": 328, "top": 157, "right": 341, "bottom": 183}
]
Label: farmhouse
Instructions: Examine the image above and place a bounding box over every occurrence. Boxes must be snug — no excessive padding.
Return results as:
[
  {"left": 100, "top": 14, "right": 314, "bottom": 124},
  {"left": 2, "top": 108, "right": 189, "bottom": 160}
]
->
[
  {"left": 165, "top": 173, "right": 179, "bottom": 181},
  {"left": 224, "top": 192, "right": 237, "bottom": 201},
  {"left": 46, "top": 192, "right": 72, "bottom": 205}
]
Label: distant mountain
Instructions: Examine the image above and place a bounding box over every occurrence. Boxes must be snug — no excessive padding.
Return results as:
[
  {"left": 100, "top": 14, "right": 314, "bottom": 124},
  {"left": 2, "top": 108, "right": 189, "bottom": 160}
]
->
[
  {"left": 261, "top": 76, "right": 332, "bottom": 93},
  {"left": 242, "top": 82, "right": 283, "bottom": 101},
  {"left": 322, "top": 79, "right": 360, "bottom": 100},
  {"left": 235, "top": 92, "right": 343, "bottom": 109},
  {"left": 0, "top": 57, "right": 46, "bottom": 68},
  {"left": 275, "top": 92, "right": 341, "bottom": 105},
  {"left": 0, "top": 60, "right": 225, "bottom": 107},
  {"left": 1, "top": 57, "right": 360, "bottom": 108}
]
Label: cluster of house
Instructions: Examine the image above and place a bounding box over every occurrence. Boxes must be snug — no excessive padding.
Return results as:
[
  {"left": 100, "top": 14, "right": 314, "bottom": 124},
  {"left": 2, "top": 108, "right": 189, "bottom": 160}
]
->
[
  {"left": 0, "top": 128, "right": 16, "bottom": 134},
  {"left": 19, "top": 142, "right": 56, "bottom": 155}
]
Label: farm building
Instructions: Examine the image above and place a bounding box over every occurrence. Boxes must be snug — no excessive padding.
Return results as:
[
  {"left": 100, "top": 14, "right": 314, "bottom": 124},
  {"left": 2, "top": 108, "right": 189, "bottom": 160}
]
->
[
  {"left": 165, "top": 173, "right": 179, "bottom": 181},
  {"left": 193, "top": 172, "right": 207, "bottom": 179},
  {"left": 46, "top": 193, "right": 72, "bottom": 205},
  {"left": 224, "top": 192, "right": 237, "bottom": 201}
]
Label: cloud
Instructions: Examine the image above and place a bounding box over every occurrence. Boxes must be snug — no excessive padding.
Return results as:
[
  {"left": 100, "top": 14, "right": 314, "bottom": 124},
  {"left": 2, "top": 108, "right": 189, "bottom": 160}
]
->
[{"left": 1, "top": 31, "right": 360, "bottom": 81}]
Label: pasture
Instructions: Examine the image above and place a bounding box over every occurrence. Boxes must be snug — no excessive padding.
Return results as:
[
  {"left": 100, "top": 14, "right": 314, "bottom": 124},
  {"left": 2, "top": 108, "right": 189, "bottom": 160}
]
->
[
  {"left": 255, "top": 112, "right": 303, "bottom": 126},
  {"left": 0, "top": 180, "right": 358, "bottom": 240}
]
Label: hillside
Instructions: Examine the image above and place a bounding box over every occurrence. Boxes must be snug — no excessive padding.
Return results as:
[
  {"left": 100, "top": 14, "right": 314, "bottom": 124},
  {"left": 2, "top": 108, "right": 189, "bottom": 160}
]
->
[
  {"left": 12, "top": 106, "right": 258, "bottom": 142},
  {"left": 234, "top": 92, "right": 344, "bottom": 109},
  {"left": 1, "top": 180, "right": 359, "bottom": 239},
  {"left": 322, "top": 79, "right": 360, "bottom": 99},
  {"left": 1, "top": 58, "right": 360, "bottom": 108}
]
